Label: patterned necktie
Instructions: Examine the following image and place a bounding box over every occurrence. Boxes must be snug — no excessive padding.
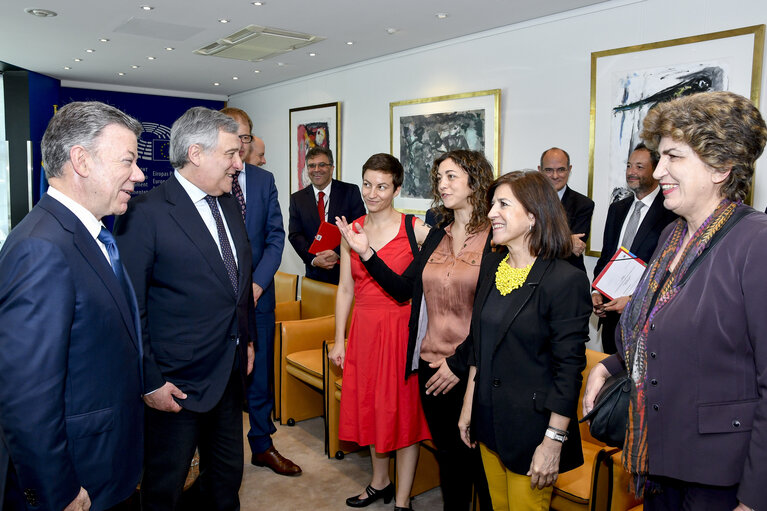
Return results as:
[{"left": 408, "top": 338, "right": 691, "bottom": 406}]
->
[
  {"left": 203, "top": 195, "right": 239, "bottom": 295},
  {"left": 231, "top": 171, "right": 246, "bottom": 220},
  {"left": 317, "top": 191, "right": 325, "bottom": 222},
  {"left": 621, "top": 201, "right": 645, "bottom": 249}
]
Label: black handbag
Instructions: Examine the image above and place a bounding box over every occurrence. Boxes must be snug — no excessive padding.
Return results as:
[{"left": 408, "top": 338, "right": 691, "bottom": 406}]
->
[{"left": 580, "top": 370, "right": 632, "bottom": 448}]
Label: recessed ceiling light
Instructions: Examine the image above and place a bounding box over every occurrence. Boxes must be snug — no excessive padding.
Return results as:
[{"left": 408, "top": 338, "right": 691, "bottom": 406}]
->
[
  {"left": 63, "top": 66, "right": 71, "bottom": 70},
  {"left": 213, "top": 82, "right": 220, "bottom": 86},
  {"left": 386, "top": 27, "right": 398, "bottom": 35},
  {"left": 277, "top": 62, "right": 286, "bottom": 66},
  {"left": 131, "top": 65, "right": 140, "bottom": 69},
  {"left": 253, "top": 69, "right": 261, "bottom": 73},
  {"left": 147, "top": 56, "right": 156, "bottom": 60},
  {"left": 140, "top": 5, "right": 153, "bottom": 11},
  {"left": 74, "top": 58, "right": 82, "bottom": 62},
  {"left": 308, "top": 52, "right": 316, "bottom": 57},
  {"left": 99, "top": 38, "right": 110, "bottom": 43},
  {"left": 232, "top": 76, "right": 238, "bottom": 80},
  {"left": 25, "top": 8, "right": 57, "bottom": 17},
  {"left": 346, "top": 41, "right": 354, "bottom": 45},
  {"left": 436, "top": 12, "right": 449, "bottom": 19},
  {"left": 165, "top": 47, "right": 175, "bottom": 51},
  {"left": 118, "top": 72, "right": 126, "bottom": 76},
  {"left": 85, "top": 49, "right": 95, "bottom": 53},
  {"left": 218, "top": 18, "right": 230, "bottom": 23},
  {"left": 252, "top": 1, "right": 265, "bottom": 5}
]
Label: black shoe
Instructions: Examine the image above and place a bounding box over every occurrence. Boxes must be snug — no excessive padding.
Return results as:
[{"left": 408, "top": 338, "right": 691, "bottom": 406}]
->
[
  {"left": 345, "top": 482, "right": 394, "bottom": 507},
  {"left": 394, "top": 498, "right": 413, "bottom": 510}
]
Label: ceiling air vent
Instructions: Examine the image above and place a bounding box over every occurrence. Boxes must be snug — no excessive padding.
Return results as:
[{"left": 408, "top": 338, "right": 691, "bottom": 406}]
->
[{"left": 194, "top": 25, "right": 323, "bottom": 61}]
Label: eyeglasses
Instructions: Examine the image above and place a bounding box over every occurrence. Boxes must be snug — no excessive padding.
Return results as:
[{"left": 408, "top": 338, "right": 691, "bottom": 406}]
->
[
  {"left": 542, "top": 167, "right": 569, "bottom": 175},
  {"left": 239, "top": 134, "right": 253, "bottom": 143},
  {"left": 307, "top": 162, "right": 331, "bottom": 170}
]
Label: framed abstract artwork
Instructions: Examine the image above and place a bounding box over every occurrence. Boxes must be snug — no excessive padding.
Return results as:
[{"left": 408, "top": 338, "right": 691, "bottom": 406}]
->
[
  {"left": 390, "top": 89, "right": 501, "bottom": 214},
  {"left": 289, "top": 102, "right": 340, "bottom": 194},
  {"left": 587, "top": 25, "right": 764, "bottom": 256}
]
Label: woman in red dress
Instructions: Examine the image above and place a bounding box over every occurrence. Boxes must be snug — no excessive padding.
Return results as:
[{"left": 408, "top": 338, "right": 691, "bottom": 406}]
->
[{"left": 328, "top": 153, "right": 431, "bottom": 510}]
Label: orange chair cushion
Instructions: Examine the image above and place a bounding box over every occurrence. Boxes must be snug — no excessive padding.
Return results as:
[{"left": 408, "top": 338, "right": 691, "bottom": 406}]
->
[
  {"left": 553, "top": 441, "right": 605, "bottom": 504},
  {"left": 286, "top": 349, "right": 324, "bottom": 379}
]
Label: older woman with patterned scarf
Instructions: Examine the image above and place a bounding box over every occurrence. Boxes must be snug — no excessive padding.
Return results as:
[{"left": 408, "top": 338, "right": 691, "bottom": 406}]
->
[{"left": 583, "top": 91, "right": 767, "bottom": 511}]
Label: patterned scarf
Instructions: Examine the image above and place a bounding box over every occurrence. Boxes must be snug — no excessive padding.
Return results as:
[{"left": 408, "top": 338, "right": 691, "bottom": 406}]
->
[{"left": 618, "top": 198, "right": 737, "bottom": 494}]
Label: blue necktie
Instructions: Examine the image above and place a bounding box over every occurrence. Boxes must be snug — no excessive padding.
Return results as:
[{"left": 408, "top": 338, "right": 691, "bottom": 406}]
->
[
  {"left": 98, "top": 227, "right": 144, "bottom": 383},
  {"left": 98, "top": 227, "right": 132, "bottom": 296}
]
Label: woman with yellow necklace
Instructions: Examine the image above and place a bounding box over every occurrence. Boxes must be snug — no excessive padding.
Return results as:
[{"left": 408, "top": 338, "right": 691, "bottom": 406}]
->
[{"left": 455, "top": 170, "right": 591, "bottom": 510}]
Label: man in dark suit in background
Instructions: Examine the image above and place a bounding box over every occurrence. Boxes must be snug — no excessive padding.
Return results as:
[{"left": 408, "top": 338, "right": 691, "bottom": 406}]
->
[
  {"left": 539, "top": 147, "right": 595, "bottom": 272},
  {"left": 591, "top": 143, "right": 677, "bottom": 353},
  {"left": 221, "top": 107, "right": 301, "bottom": 476},
  {"left": 288, "top": 147, "right": 365, "bottom": 284},
  {"left": 115, "top": 107, "right": 255, "bottom": 511},
  {"left": 0, "top": 102, "right": 144, "bottom": 510}
]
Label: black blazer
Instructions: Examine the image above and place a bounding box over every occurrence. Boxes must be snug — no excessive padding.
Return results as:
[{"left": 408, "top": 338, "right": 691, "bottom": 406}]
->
[
  {"left": 288, "top": 179, "right": 365, "bottom": 284},
  {"left": 114, "top": 174, "right": 255, "bottom": 412},
  {"left": 361, "top": 226, "right": 493, "bottom": 378},
  {"left": 561, "top": 186, "right": 595, "bottom": 272},
  {"left": 455, "top": 253, "right": 591, "bottom": 475},
  {"left": 593, "top": 190, "right": 678, "bottom": 278}
]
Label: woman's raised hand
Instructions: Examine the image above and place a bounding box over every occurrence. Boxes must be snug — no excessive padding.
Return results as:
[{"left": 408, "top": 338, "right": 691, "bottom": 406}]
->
[{"left": 335, "top": 216, "right": 372, "bottom": 259}]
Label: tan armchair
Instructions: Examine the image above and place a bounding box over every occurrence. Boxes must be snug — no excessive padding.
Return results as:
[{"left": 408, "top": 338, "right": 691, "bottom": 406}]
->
[
  {"left": 274, "top": 271, "right": 298, "bottom": 303},
  {"left": 278, "top": 314, "right": 335, "bottom": 426}
]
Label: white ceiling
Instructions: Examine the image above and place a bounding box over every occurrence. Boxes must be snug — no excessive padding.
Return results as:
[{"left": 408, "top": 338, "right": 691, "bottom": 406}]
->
[{"left": 1, "top": 0, "right": 611, "bottom": 98}]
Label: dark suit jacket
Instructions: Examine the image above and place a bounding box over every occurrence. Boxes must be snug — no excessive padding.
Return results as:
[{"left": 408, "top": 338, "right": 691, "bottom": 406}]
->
[
  {"left": 114, "top": 174, "right": 255, "bottom": 413},
  {"left": 603, "top": 208, "right": 767, "bottom": 509},
  {"left": 561, "top": 186, "right": 595, "bottom": 272},
  {"left": 288, "top": 179, "right": 365, "bottom": 284},
  {"left": 593, "top": 190, "right": 677, "bottom": 278},
  {"left": 454, "top": 253, "right": 591, "bottom": 475},
  {"left": 592, "top": 190, "right": 677, "bottom": 351},
  {"left": 244, "top": 163, "right": 284, "bottom": 314},
  {"left": 0, "top": 194, "right": 143, "bottom": 510},
  {"left": 361, "top": 225, "right": 492, "bottom": 378}
]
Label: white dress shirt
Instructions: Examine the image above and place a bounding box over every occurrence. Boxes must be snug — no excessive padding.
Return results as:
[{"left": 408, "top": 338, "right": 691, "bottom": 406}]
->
[{"left": 175, "top": 170, "right": 238, "bottom": 267}]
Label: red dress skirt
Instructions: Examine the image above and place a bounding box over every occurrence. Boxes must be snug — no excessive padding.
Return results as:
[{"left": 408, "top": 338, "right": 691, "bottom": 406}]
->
[{"left": 338, "top": 214, "right": 431, "bottom": 452}]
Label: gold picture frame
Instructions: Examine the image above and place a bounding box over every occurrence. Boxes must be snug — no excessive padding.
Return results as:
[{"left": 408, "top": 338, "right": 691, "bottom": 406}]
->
[
  {"left": 587, "top": 25, "right": 765, "bottom": 257},
  {"left": 289, "top": 101, "right": 341, "bottom": 194},
  {"left": 390, "top": 89, "right": 501, "bottom": 214}
]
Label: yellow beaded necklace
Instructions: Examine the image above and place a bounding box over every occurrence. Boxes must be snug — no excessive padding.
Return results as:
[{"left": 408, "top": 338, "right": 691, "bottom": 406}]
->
[{"left": 495, "top": 254, "right": 533, "bottom": 296}]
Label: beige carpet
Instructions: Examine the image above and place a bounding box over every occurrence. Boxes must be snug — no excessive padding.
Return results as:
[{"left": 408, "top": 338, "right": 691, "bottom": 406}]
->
[{"left": 239, "top": 415, "right": 443, "bottom": 510}]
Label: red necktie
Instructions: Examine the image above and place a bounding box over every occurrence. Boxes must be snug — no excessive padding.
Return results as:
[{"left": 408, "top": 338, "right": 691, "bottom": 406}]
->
[{"left": 317, "top": 191, "right": 325, "bottom": 222}]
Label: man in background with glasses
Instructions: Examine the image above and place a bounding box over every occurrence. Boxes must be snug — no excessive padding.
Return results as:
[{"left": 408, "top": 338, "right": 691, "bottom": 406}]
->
[
  {"left": 288, "top": 147, "right": 365, "bottom": 284},
  {"left": 539, "top": 147, "right": 595, "bottom": 273}
]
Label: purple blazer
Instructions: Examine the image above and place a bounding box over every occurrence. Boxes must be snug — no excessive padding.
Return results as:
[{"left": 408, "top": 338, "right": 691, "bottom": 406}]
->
[{"left": 603, "top": 206, "right": 767, "bottom": 510}]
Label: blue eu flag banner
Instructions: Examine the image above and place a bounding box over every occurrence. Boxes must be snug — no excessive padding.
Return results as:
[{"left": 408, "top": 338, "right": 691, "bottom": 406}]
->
[
  {"left": 59, "top": 88, "right": 225, "bottom": 196},
  {"left": 39, "top": 165, "right": 48, "bottom": 197}
]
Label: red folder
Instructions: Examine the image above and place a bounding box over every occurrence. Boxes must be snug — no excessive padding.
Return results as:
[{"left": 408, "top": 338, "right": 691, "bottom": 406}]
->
[{"left": 308, "top": 221, "right": 342, "bottom": 255}]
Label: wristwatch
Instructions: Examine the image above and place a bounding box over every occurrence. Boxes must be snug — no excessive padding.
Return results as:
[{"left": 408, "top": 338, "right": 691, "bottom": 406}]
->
[{"left": 544, "top": 428, "right": 567, "bottom": 443}]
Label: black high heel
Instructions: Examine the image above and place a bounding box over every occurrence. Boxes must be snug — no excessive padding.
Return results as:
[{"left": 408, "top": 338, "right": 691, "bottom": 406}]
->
[{"left": 345, "top": 482, "right": 395, "bottom": 507}]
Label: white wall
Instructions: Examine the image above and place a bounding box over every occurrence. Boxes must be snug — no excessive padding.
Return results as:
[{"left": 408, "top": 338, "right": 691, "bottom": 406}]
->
[{"left": 230, "top": 0, "right": 767, "bottom": 346}]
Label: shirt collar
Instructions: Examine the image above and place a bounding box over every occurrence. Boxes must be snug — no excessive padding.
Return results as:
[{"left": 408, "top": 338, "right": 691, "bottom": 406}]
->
[
  {"left": 635, "top": 184, "right": 660, "bottom": 208},
  {"left": 557, "top": 186, "right": 566, "bottom": 200},
  {"left": 313, "top": 180, "right": 332, "bottom": 197},
  {"left": 175, "top": 169, "right": 209, "bottom": 203},
  {"left": 46, "top": 185, "right": 103, "bottom": 240}
]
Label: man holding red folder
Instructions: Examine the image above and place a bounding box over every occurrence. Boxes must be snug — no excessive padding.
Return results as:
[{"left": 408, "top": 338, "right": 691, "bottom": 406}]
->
[{"left": 288, "top": 147, "right": 365, "bottom": 284}]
